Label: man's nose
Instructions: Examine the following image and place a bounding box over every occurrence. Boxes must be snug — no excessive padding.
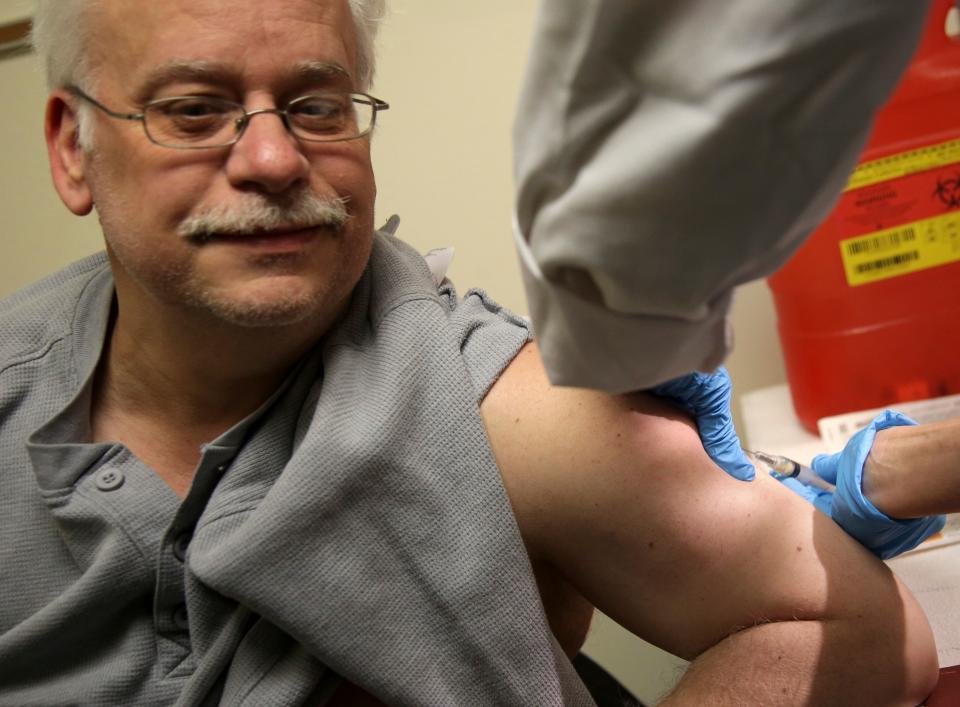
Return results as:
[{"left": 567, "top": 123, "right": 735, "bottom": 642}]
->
[{"left": 224, "top": 110, "right": 312, "bottom": 194}]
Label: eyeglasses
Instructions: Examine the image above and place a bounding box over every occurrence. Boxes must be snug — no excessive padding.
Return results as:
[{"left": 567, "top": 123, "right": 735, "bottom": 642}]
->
[{"left": 66, "top": 86, "right": 390, "bottom": 149}]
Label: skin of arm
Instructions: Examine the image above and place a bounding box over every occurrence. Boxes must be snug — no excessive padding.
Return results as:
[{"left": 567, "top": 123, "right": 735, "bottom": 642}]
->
[
  {"left": 481, "top": 344, "right": 939, "bottom": 706},
  {"left": 863, "top": 416, "right": 960, "bottom": 519}
]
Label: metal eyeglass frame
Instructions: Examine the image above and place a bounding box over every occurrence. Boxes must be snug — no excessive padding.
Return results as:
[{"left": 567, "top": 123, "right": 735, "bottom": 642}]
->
[{"left": 65, "top": 85, "right": 390, "bottom": 149}]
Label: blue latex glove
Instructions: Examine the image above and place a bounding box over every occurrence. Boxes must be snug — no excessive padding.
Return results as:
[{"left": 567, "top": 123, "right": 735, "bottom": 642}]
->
[
  {"left": 779, "top": 410, "right": 946, "bottom": 559},
  {"left": 650, "top": 366, "right": 754, "bottom": 481}
]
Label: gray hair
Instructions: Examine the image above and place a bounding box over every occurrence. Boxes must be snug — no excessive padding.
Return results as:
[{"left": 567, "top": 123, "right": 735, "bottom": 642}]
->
[
  {"left": 31, "top": 0, "right": 386, "bottom": 146},
  {"left": 349, "top": 0, "right": 387, "bottom": 93}
]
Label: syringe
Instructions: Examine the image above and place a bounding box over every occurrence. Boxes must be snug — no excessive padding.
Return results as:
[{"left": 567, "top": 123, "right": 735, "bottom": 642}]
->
[{"left": 746, "top": 450, "right": 836, "bottom": 492}]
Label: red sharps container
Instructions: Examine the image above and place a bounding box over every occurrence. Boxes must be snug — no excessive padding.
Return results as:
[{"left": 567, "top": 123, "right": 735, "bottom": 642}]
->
[{"left": 769, "top": 0, "right": 960, "bottom": 434}]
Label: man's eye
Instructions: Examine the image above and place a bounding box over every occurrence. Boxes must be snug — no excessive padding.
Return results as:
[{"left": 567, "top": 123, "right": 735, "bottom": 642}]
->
[
  {"left": 147, "top": 97, "right": 235, "bottom": 142},
  {"left": 292, "top": 98, "right": 344, "bottom": 119},
  {"left": 162, "top": 98, "right": 231, "bottom": 119},
  {"left": 289, "top": 96, "right": 355, "bottom": 136}
]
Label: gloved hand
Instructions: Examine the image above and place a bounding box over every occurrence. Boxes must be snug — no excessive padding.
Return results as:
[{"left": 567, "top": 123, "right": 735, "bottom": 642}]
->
[
  {"left": 779, "top": 410, "right": 946, "bottom": 559},
  {"left": 650, "top": 366, "right": 754, "bottom": 481}
]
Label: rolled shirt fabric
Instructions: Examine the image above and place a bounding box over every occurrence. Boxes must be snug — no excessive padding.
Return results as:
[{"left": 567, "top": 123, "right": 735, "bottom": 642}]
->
[{"left": 514, "top": 0, "right": 932, "bottom": 392}]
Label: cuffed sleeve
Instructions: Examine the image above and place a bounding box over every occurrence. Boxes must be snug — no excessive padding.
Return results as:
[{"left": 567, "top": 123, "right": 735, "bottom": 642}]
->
[{"left": 514, "top": 0, "right": 932, "bottom": 391}]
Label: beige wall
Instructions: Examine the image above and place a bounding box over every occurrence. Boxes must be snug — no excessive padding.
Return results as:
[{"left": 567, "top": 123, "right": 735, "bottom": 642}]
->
[
  {"left": 0, "top": 0, "right": 31, "bottom": 26},
  {"left": 1, "top": 1, "right": 788, "bottom": 702},
  {"left": 0, "top": 50, "right": 104, "bottom": 291}
]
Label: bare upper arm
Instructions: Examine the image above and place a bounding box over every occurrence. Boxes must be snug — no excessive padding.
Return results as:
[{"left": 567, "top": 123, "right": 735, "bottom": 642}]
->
[{"left": 481, "top": 343, "right": 920, "bottom": 660}]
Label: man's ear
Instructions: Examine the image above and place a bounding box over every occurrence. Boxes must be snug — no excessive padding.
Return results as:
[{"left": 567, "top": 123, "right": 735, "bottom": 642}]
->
[{"left": 45, "top": 90, "right": 94, "bottom": 215}]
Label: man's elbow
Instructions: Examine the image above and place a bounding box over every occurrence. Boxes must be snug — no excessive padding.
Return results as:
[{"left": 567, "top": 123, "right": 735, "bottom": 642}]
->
[
  {"left": 897, "top": 593, "right": 940, "bottom": 706},
  {"left": 855, "top": 576, "right": 939, "bottom": 706},
  {"left": 908, "top": 650, "right": 941, "bottom": 707}
]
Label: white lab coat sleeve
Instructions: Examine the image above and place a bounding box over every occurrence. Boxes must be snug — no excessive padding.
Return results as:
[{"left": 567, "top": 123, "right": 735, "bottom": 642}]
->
[{"left": 513, "top": 0, "right": 932, "bottom": 392}]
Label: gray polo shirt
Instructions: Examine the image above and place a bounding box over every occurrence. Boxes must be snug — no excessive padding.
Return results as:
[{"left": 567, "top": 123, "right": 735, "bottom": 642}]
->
[
  {"left": 0, "top": 232, "right": 594, "bottom": 706},
  {"left": 0, "top": 252, "right": 333, "bottom": 704}
]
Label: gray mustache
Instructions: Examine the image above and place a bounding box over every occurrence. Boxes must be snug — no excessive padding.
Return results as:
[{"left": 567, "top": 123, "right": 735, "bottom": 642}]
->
[{"left": 178, "top": 193, "right": 349, "bottom": 240}]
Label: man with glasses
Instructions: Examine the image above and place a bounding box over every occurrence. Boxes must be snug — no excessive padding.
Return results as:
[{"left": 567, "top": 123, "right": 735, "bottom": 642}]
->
[{"left": 0, "top": 0, "right": 939, "bottom": 705}]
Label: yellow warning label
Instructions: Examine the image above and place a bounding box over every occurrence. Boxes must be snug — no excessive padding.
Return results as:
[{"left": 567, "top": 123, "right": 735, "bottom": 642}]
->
[
  {"left": 845, "top": 138, "right": 960, "bottom": 192},
  {"left": 840, "top": 211, "right": 960, "bottom": 286}
]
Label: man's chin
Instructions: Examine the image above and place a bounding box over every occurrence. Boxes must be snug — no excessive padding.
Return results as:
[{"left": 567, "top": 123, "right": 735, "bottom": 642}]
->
[
  {"left": 184, "top": 284, "right": 334, "bottom": 330},
  {"left": 212, "top": 302, "right": 321, "bottom": 329}
]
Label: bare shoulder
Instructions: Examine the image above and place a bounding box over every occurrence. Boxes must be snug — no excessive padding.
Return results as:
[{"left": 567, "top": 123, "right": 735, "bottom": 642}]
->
[
  {"left": 481, "top": 342, "right": 925, "bottom": 661},
  {"left": 481, "top": 341, "right": 735, "bottom": 565}
]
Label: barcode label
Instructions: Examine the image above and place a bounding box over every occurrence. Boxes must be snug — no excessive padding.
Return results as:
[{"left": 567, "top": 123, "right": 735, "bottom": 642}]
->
[
  {"left": 839, "top": 212, "right": 960, "bottom": 286},
  {"left": 854, "top": 250, "right": 919, "bottom": 274},
  {"left": 846, "top": 228, "right": 916, "bottom": 256}
]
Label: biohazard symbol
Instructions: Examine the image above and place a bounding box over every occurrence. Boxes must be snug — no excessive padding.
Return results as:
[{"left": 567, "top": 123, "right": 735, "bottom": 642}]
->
[{"left": 932, "top": 174, "right": 960, "bottom": 209}]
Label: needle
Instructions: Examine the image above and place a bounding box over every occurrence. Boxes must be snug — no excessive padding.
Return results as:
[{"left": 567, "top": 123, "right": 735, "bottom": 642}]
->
[{"left": 746, "top": 450, "right": 836, "bottom": 492}]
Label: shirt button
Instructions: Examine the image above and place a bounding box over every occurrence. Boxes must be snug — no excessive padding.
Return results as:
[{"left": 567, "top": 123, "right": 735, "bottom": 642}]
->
[
  {"left": 95, "top": 468, "right": 125, "bottom": 492},
  {"left": 173, "top": 604, "right": 189, "bottom": 631},
  {"left": 172, "top": 533, "right": 192, "bottom": 562}
]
